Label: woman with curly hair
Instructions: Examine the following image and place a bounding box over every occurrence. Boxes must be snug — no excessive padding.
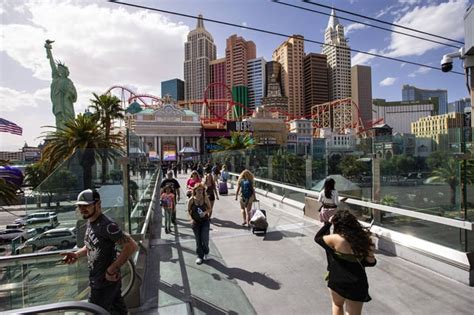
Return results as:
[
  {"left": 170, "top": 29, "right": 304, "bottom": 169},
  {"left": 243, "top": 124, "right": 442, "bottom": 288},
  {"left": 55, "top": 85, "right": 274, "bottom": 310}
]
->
[{"left": 314, "top": 210, "right": 376, "bottom": 315}]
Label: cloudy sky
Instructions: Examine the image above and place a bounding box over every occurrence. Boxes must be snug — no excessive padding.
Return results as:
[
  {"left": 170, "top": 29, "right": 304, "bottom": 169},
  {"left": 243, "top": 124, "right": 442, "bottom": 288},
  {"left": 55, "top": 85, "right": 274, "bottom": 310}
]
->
[{"left": 0, "top": 0, "right": 471, "bottom": 150}]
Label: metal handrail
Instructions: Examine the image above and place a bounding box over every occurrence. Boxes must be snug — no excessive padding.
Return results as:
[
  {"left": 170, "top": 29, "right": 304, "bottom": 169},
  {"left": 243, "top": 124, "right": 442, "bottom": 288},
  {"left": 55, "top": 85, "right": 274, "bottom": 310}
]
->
[
  {"left": 130, "top": 170, "right": 158, "bottom": 218},
  {"left": 140, "top": 170, "right": 161, "bottom": 236},
  {"left": 0, "top": 249, "right": 136, "bottom": 298},
  {"left": 228, "top": 172, "right": 474, "bottom": 231},
  {"left": 2, "top": 301, "right": 108, "bottom": 314}
]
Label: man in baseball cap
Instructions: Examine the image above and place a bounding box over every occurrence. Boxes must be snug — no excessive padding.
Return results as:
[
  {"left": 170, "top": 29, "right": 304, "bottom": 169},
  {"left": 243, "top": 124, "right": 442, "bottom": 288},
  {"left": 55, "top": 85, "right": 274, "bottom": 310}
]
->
[
  {"left": 62, "top": 189, "right": 138, "bottom": 313},
  {"left": 75, "top": 189, "right": 101, "bottom": 205}
]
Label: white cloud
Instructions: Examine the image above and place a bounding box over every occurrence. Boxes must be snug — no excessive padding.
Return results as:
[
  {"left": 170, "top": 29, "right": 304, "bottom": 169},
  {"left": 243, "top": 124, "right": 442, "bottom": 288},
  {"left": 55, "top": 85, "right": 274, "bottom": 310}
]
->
[
  {"left": 345, "top": 23, "right": 368, "bottom": 35},
  {"left": 380, "top": 77, "right": 397, "bottom": 86},
  {"left": 375, "top": 5, "right": 396, "bottom": 18},
  {"left": 398, "top": 0, "right": 422, "bottom": 4},
  {"left": 1, "top": 0, "right": 189, "bottom": 87},
  {"left": 385, "top": 0, "right": 467, "bottom": 58},
  {"left": 407, "top": 66, "right": 431, "bottom": 77},
  {"left": 0, "top": 87, "right": 49, "bottom": 112},
  {"left": 351, "top": 49, "right": 377, "bottom": 66},
  {"left": 0, "top": 0, "right": 190, "bottom": 150}
]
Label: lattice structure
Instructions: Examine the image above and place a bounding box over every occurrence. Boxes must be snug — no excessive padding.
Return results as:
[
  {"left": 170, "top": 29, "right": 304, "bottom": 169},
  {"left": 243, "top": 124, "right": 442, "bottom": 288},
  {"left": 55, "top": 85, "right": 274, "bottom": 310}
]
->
[{"left": 311, "top": 98, "right": 366, "bottom": 137}]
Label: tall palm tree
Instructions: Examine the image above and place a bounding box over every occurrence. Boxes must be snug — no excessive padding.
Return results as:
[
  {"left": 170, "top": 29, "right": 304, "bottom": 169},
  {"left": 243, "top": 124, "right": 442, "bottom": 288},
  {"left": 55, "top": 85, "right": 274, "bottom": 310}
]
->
[
  {"left": 41, "top": 113, "right": 123, "bottom": 189},
  {"left": 428, "top": 158, "right": 473, "bottom": 207},
  {"left": 89, "top": 93, "right": 124, "bottom": 183}
]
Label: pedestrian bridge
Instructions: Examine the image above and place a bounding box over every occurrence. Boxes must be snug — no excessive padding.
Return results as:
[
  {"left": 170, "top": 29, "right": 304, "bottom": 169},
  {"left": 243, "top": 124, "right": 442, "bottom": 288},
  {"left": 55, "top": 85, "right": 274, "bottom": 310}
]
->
[{"left": 1, "top": 167, "right": 473, "bottom": 314}]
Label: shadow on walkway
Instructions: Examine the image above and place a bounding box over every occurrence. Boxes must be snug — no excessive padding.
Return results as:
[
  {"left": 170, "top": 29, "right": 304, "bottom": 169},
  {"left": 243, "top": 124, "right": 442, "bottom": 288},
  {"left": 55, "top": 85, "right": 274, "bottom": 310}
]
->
[
  {"left": 262, "top": 230, "right": 305, "bottom": 241},
  {"left": 211, "top": 217, "right": 249, "bottom": 230},
  {"left": 206, "top": 259, "right": 281, "bottom": 290}
]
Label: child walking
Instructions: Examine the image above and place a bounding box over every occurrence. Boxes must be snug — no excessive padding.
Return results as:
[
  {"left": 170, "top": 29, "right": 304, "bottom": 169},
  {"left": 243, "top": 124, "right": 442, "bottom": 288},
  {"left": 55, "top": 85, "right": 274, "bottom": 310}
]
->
[{"left": 161, "top": 185, "right": 175, "bottom": 234}]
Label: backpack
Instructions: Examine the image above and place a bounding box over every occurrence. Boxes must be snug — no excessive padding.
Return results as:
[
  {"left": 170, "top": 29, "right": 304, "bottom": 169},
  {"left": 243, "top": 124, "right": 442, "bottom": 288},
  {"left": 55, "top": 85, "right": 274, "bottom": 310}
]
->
[{"left": 241, "top": 179, "right": 253, "bottom": 199}]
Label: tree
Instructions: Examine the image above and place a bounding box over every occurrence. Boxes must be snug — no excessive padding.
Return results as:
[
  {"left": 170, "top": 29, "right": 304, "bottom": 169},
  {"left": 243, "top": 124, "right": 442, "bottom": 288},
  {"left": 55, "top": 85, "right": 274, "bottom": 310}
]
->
[
  {"left": 41, "top": 113, "right": 123, "bottom": 189},
  {"left": 272, "top": 149, "right": 305, "bottom": 186},
  {"left": 428, "top": 158, "right": 460, "bottom": 206},
  {"left": 0, "top": 160, "right": 20, "bottom": 205},
  {"left": 216, "top": 131, "right": 254, "bottom": 151},
  {"left": 426, "top": 151, "right": 450, "bottom": 170},
  {"left": 89, "top": 93, "right": 124, "bottom": 183},
  {"left": 339, "top": 156, "right": 369, "bottom": 179},
  {"left": 24, "top": 162, "right": 48, "bottom": 189}
]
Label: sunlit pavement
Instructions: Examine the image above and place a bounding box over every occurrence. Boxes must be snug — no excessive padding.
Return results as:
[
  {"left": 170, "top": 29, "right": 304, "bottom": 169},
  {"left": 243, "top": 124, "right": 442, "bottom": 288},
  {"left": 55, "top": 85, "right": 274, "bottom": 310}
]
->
[{"left": 131, "top": 173, "right": 474, "bottom": 315}]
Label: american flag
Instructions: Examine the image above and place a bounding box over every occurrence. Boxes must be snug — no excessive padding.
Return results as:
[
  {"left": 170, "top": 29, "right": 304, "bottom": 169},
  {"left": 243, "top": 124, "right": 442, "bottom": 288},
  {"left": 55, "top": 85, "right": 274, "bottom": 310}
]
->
[{"left": 0, "top": 118, "right": 23, "bottom": 136}]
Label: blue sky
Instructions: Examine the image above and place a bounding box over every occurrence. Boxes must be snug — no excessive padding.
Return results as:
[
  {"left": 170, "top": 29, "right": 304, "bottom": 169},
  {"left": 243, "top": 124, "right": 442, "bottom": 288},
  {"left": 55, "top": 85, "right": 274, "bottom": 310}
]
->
[{"left": 0, "top": 0, "right": 471, "bottom": 150}]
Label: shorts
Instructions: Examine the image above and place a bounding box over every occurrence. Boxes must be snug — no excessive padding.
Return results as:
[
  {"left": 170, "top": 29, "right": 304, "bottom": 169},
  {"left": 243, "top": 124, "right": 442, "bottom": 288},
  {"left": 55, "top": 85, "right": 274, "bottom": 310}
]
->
[
  {"left": 320, "top": 208, "right": 338, "bottom": 222},
  {"left": 239, "top": 194, "right": 255, "bottom": 209}
]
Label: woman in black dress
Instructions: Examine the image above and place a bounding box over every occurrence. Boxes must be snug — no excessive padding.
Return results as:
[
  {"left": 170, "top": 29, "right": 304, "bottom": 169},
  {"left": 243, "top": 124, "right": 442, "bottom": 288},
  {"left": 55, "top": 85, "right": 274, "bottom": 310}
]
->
[{"left": 314, "top": 210, "right": 376, "bottom": 315}]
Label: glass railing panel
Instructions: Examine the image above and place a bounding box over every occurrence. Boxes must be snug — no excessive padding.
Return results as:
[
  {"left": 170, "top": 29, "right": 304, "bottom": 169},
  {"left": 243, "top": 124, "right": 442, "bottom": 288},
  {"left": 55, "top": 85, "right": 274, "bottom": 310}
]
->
[
  {"left": 0, "top": 252, "right": 136, "bottom": 312},
  {"left": 0, "top": 253, "right": 89, "bottom": 312},
  {"left": 12, "top": 149, "right": 129, "bottom": 255}
]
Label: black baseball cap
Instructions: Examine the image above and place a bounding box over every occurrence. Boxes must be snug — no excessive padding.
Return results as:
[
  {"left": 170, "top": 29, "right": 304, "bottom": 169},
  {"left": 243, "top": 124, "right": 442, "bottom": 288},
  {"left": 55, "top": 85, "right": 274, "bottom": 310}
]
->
[{"left": 75, "top": 189, "right": 101, "bottom": 205}]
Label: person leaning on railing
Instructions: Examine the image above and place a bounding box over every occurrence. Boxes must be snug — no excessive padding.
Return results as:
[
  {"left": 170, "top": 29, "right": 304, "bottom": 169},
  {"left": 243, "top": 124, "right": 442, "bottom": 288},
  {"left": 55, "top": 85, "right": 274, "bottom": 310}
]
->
[{"left": 61, "top": 189, "right": 138, "bottom": 315}]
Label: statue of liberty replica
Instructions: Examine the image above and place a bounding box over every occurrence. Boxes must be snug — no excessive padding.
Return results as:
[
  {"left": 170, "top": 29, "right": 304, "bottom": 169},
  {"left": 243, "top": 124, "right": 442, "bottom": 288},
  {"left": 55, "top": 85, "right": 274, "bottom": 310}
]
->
[{"left": 44, "top": 40, "right": 77, "bottom": 130}]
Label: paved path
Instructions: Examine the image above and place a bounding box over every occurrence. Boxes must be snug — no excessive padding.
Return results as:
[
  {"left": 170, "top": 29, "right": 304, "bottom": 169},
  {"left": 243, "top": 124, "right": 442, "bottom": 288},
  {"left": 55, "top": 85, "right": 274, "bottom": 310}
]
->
[{"left": 133, "top": 173, "right": 474, "bottom": 315}]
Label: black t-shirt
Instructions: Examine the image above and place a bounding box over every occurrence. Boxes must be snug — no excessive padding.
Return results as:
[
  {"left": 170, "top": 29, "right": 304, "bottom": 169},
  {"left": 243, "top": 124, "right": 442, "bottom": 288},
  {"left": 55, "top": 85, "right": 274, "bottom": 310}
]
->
[
  {"left": 160, "top": 178, "right": 180, "bottom": 192},
  {"left": 84, "top": 214, "right": 124, "bottom": 288}
]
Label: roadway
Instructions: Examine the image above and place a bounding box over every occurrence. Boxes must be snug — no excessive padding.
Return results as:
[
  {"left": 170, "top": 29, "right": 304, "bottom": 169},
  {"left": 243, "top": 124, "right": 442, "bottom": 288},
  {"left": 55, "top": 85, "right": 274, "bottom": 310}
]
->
[{"left": 132, "top": 173, "right": 474, "bottom": 315}]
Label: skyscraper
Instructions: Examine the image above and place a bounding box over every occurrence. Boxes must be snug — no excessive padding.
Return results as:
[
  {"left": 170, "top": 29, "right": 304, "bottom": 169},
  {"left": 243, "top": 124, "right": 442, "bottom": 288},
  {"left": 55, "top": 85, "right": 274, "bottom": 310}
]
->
[
  {"left": 323, "top": 9, "right": 351, "bottom": 101},
  {"left": 402, "top": 84, "right": 447, "bottom": 115},
  {"left": 225, "top": 34, "right": 256, "bottom": 88},
  {"left": 184, "top": 15, "right": 216, "bottom": 101},
  {"left": 273, "top": 35, "right": 305, "bottom": 118},
  {"left": 209, "top": 58, "right": 227, "bottom": 99},
  {"left": 265, "top": 61, "right": 282, "bottom": 96},
  {"left": 303, "top": 53, "right": 329, "bottom": 117},
  {"left": 247, "top": 57, "right": 266, "bottom": 109},
  {"left": 161, "top": 78, "right": 184, "bottom": 102},
  {"left": 351, "top": 65, "right": 372, "bottom": 126}
]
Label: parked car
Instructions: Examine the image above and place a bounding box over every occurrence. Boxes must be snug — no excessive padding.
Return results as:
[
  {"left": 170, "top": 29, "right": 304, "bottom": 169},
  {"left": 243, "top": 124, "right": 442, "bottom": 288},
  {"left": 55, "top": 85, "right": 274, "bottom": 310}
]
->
[
  {"left": 0, "top": 229, "right": 27, "bottom": 244},
  {"left": 15, "top": 212, "right": 59, "bottom": 231},
  {"left": 25, "top": 227, "right": 76, "bottom": 250}
]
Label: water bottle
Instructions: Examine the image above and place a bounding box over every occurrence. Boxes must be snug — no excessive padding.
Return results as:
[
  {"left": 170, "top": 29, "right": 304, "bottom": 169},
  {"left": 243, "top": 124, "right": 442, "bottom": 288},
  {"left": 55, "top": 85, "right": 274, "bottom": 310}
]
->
[{"left": 197, "top": 207, "right": 205, "bottom": 218}]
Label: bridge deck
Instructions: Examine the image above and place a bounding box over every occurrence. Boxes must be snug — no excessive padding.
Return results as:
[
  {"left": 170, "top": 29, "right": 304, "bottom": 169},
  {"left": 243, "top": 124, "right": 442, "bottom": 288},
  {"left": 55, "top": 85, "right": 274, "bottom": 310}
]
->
[{"left": 133, "top": 173, "right": 473, "bottom": 314}]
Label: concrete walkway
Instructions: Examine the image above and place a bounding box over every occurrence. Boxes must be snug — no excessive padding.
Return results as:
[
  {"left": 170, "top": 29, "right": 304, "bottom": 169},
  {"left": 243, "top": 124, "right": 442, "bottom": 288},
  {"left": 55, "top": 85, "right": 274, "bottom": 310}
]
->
[{"left": 133, "top": 173, "right": 474, "bottom": 315}]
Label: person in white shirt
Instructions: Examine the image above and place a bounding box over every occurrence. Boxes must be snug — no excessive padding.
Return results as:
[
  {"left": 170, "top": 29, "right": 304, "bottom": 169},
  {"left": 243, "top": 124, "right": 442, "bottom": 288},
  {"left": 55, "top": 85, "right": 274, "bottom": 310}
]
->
[{"left": 318, "top": 178, "right": 339, "bottom": 224}]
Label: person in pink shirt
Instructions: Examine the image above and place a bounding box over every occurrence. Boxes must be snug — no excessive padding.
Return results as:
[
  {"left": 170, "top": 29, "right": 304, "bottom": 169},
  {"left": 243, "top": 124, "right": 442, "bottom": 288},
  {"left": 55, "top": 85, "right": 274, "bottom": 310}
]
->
[{"left": 186, "top": 171, "right": 201, "bottom": 198}]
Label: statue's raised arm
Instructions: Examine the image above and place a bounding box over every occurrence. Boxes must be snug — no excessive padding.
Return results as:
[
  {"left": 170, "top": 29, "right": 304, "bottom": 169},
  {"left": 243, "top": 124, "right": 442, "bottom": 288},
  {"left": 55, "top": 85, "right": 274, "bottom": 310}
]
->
[
  {"left": 45, "top": 40, "right": 58, "bottom": 78},
  {"left": 44, "top": 40, "right": 76, "bottom": 130}
]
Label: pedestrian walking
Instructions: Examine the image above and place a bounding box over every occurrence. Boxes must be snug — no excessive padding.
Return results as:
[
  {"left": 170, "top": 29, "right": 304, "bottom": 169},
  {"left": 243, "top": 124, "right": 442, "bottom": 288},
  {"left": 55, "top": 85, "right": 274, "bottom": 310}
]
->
[
  {"left": 235, "top": 169, "right": 256, "bottom": 226},
  {"left": 318, "top": 178, "right": 339, "bottom": 228},
  {"left": 203, "top": 166, "right": 219, "bottom": 217},
  {"left": 61, "top": 189, "right": 138, "bottom": 314},
  {"left": 160, "top": 170, "right": 181, "bottom": 224},
  {"left": 188, "top": 183, "right": 212, "bottom": 265},
  {"left": 186, "top": 171, "right": 201, "bottom": 198},
  {"left": 314, "top": 210, "right": 376, "bottom": 315},
  {"left": 161, "top": 185, "right": 175, "bottom": 234}
]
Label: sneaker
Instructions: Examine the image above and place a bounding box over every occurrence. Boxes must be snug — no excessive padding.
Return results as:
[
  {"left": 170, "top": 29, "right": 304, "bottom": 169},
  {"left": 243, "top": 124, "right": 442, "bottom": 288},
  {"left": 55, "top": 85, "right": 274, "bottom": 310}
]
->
[
  {"left": 195, "top": 258, "right": 203, "bottom": 265},
  {"left": 203, "top": 254, "right": 209, "bottom": 261}
]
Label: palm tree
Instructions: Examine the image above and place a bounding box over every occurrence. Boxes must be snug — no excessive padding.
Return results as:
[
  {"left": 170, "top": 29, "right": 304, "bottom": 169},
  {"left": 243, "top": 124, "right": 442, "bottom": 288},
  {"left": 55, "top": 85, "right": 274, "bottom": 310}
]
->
[
  {"left": 0, "top": 160, "right": 20, "bottom": 205},
  {"left": 41, "top": 113, "right": 123, "bottom": 189},
  {"left": 216, "top": 131, "right": 254, "bottom": 151},
  {"left": 427, "top": 158, "right": 473, "bottom": 207},
  {"left": 89, "top": 93, "right": 124, "bottom": 183}
]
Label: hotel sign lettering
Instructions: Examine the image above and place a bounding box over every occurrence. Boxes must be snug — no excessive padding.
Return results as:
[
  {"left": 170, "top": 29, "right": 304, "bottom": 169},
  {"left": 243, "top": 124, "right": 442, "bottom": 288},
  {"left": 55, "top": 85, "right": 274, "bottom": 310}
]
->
[{"left": 227, "top": 121, "right": 254, "bottom": 132}]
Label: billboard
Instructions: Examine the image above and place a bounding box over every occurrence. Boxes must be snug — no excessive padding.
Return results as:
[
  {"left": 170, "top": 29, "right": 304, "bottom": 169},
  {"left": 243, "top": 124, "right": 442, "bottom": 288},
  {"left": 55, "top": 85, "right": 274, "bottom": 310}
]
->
[{"left": 163, "top": 143, "right": 176, "bottom": 161}]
